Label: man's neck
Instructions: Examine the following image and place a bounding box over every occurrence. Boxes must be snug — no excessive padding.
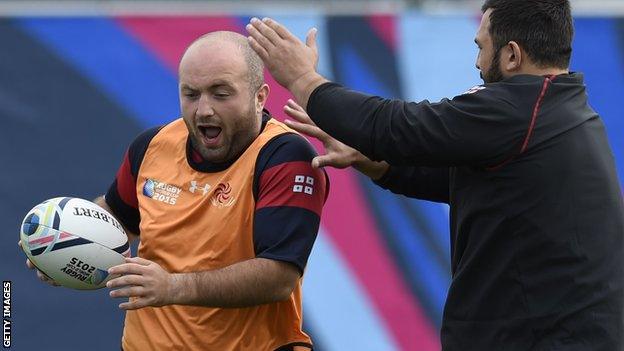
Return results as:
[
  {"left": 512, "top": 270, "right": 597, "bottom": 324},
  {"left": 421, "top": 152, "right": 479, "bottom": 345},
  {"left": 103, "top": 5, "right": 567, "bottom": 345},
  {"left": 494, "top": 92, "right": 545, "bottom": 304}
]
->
[{"left": 512, "top": 66, "right": 569, "bottom": 78}]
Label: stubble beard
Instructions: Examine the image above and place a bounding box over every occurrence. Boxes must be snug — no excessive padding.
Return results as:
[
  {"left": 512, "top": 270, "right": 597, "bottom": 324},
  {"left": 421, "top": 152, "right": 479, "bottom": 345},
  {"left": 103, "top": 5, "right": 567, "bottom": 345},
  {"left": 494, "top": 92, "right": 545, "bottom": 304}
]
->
[
  {"left": 191, "top": 100, "right": 260, "bottom": 163},
  {"left": 481, "top": 48, "right": 505, "bottom": 84}
]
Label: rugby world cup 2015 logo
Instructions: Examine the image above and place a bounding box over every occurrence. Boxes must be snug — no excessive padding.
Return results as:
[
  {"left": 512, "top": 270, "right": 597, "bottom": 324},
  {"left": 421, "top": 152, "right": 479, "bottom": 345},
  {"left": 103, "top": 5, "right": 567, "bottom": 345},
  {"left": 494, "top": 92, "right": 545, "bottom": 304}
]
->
[
  {"left": 142, "top": 179, "right": 155, "bottom": 197},
  {"left": 142, "top": 178, "right": 180, "bottom": 205},
  {"left": 210, "top": 182, "right": 236, "bottom": 208}
]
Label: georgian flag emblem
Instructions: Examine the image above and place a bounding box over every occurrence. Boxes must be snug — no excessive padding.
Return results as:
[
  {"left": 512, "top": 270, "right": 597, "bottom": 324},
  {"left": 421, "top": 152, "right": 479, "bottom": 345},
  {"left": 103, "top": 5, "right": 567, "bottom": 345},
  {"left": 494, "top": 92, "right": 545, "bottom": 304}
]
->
[{"left": 293, "top": 175, "right": 314, "bottom": 195}]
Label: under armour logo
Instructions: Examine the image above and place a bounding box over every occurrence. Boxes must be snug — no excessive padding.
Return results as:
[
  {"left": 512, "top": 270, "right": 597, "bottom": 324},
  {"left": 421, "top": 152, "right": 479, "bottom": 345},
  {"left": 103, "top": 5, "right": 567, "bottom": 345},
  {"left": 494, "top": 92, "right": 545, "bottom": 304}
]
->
[
  {"left": 189, "top": 181, "right": 211, "bottom": 195},
  {"left": 293, "top": 175, "right": 314, "bottom": 195}
]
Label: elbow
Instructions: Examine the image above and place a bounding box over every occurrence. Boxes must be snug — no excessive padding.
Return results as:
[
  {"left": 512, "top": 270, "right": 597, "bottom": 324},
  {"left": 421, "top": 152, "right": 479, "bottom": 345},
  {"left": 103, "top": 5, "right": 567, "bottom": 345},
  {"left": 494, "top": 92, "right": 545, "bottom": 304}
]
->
[
  {"left": 272, "top": 280, "right": 298, "bottom": 302},
  {"left": 272, "top": 281, "right": 297, "bottom": 302},
  {"left": 263, "top": 260, "right": 301, "bottom": 303}
]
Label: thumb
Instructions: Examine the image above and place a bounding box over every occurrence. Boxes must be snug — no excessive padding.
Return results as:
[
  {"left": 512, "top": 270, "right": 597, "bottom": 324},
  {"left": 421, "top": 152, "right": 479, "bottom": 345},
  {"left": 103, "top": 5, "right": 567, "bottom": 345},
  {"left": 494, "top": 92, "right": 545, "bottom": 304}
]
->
[
  {"left": 312, "top": 154, "right": 343, "bottom": 169},
  {"left": 311, "top": 156, "right": 326, "bottom": 169},
  {"left": 306, "top": 27, "right": 318, "bottom": 52}
]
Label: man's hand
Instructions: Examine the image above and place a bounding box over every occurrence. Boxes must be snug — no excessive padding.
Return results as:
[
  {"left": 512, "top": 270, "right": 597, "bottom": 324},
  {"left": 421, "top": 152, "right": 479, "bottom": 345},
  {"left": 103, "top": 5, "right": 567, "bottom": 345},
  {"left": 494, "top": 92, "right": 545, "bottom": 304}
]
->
[
  {"left": 284, "top": 99, "right": 390, "bottom": 180},
  {"left": 284, "top": 99, "right": 363, "bottom": 169},
  {"left": 18, "top": 240, "right": 60, "bottom": 287},
  {"left": 246, "top": 17, "right": 328, "bottom": 108},
  {"left": 107, "top": 257, "right": 177, "bottom": 310}
]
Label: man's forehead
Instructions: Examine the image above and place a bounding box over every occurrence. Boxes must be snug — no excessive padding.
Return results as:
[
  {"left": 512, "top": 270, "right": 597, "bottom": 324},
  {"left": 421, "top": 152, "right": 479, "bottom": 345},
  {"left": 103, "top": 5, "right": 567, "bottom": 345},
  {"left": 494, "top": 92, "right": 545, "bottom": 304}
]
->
[
  {"left": 178, "top": 57, "right": 246, "bottom": 89},
  {"left": 180, "top": 37, "right": 244, "bottom": 66},
  {"left": 180, "top": 45, "right": 245, "bottom": 75},
  {"left": 476, "top": 9, "right": 492, "bottom": 41},
  {"left": 479, "top": 9, "right": 492, "bottom": 31}
]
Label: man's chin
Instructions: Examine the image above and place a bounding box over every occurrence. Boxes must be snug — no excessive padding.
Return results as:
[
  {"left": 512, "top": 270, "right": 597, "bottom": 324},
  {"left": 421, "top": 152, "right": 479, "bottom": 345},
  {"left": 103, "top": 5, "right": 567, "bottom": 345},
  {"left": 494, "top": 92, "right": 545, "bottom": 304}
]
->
[
  {"left": 197, "top": 149, "right": 229, "bottom": 163},
  {"left": 191, "top": 141, "right": 227, "bottom": 163}
]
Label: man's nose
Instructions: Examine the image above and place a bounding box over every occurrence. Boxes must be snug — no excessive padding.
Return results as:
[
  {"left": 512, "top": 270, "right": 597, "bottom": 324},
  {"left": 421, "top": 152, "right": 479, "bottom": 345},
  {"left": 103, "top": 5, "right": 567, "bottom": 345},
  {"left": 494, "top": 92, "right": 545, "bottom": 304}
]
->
[{"left": 197, "top": 94, "right": 214, "bottom": 117}]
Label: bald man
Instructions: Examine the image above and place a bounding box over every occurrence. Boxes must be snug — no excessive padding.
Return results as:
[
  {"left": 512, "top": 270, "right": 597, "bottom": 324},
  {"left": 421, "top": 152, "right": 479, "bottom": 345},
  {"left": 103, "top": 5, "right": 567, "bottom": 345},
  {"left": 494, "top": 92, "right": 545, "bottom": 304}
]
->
[{"left": 26, "top": 31, "right": 328, "bottom": 350}]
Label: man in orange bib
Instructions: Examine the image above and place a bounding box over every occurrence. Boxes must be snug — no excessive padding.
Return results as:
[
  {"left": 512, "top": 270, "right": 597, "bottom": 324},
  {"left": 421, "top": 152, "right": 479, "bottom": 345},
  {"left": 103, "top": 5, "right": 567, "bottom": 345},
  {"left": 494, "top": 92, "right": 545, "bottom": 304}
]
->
[{"left": 100, "top": 31, "right": 328, "bottom": 350}]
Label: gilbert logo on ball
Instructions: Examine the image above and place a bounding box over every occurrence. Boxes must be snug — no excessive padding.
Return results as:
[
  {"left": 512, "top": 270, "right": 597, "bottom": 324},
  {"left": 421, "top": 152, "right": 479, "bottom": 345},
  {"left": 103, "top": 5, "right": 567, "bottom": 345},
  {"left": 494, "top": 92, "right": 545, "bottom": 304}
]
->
[{"left": 20, "top": 197, "right": 129, "bottom": 290}]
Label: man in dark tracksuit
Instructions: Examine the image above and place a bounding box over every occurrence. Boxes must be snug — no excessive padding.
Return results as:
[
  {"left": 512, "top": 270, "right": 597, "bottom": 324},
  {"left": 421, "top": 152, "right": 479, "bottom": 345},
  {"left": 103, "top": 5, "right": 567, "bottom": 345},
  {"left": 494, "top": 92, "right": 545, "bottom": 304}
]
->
[
  {"left": 308, "top": 74, "right": 624, "bottom": 350},
  {"left": 247, "top": 0, "right": 624, "bottom": 349}
]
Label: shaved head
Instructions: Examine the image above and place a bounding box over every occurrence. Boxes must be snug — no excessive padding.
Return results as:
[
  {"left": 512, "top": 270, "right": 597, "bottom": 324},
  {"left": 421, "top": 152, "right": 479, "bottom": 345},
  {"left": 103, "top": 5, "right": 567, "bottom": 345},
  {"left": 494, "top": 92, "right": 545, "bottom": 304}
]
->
[
  {"left": 181, "top": 31, "right": 264, "bottom": 94},
  {"left": 178, "top": 30, "right": 270, "bottom": 164}
]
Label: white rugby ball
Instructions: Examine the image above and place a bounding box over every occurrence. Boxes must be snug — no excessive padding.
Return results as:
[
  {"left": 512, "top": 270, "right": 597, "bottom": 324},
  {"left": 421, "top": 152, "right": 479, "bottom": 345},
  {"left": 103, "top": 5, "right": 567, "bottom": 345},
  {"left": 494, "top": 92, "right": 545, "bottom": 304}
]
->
[{"left": 20, "top": 197, "right": 129, "bottom": 290}]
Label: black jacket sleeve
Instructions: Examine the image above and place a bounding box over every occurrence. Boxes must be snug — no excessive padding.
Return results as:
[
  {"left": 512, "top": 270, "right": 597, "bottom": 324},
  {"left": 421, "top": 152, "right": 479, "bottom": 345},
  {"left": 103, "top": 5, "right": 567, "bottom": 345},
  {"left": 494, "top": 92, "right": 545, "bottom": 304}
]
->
[
  {"left": 307, "top": 82, "right": 537, "bottom": 168},
  {"left": 374, "top": 166, "right": 450, "bottom": 203}
]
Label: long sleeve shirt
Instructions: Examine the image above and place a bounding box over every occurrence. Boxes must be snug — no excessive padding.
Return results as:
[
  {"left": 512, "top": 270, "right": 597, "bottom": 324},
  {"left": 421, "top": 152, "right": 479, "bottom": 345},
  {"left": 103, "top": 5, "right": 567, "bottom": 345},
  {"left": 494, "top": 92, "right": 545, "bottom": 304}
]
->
[{"left": 307, "top": 73, "right": 624, "bottom": 351}]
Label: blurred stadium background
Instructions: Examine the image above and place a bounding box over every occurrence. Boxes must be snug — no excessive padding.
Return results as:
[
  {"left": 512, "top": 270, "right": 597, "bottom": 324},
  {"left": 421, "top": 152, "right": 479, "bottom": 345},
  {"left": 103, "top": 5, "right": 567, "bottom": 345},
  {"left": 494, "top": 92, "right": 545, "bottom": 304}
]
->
[{"left": 1, "top": 0, "right": 623, "bottom": 350}]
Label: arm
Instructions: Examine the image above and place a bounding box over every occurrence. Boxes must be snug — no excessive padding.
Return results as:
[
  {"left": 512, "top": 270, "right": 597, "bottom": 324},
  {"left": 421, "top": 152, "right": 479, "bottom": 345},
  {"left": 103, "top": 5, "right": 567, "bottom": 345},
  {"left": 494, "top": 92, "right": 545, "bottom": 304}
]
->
[
  {"left": 283, "top": 99, "right": 448, "bottom": 202},
  {"left": 173, "top": 257, "right": 300, "bottom": 307},
  {"left": 306, "top": 83, "right": 524, "bottom": 167},
  {"left": 247, "top": 19, "right": 529, "bottom": 168},
  {"left": 108, "top": 256, "right": 300, "bottom": 309},
  {"left": 374, "top": 166, "right": 450, "bottom": 203}
]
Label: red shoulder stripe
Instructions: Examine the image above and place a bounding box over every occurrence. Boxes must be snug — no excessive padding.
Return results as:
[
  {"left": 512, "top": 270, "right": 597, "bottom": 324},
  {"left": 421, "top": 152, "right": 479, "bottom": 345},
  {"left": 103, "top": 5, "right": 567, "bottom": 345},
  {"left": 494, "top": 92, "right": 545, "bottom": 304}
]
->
[
  {"left": 116, "top": 151, "right": 138, "bottom": 208},
  {"left": 256, "top": 161, "right": 327, "bottom": 216}
]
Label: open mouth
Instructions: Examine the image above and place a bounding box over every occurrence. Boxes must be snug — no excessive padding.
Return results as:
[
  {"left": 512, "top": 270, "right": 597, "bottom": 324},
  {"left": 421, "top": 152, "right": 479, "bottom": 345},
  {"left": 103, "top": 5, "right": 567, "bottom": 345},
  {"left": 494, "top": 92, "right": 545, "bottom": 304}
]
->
[{"left": 198, "top": 126, "right": 222, "bottom": 146}]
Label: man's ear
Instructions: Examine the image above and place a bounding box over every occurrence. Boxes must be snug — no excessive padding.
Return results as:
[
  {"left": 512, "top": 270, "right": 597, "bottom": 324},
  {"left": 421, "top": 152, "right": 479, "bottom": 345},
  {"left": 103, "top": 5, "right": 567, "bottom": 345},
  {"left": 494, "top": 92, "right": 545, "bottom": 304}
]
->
[
  {"left": 501, "top": 41, "right": 523, "bottom": 73},
  {"left": 256, "top": 84, "right": 270, "bottom": 112}
]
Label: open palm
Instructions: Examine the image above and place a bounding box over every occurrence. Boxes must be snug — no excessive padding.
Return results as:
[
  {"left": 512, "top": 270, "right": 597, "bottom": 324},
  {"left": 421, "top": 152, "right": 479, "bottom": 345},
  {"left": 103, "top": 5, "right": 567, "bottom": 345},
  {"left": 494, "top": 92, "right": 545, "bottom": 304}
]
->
[{"left": 283, "top": 99, "right": 363, "bottom": 169}]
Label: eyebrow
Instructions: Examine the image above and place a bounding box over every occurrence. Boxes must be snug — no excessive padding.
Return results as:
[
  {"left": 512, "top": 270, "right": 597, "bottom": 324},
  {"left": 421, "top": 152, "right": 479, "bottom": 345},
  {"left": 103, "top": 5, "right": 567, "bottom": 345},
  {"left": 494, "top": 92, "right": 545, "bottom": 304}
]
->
[
  {"left": 180, "top": 81, "right": 235, "bottom": 90},
  {"left": 210, "top": 79, "right": 233, "bottom": 86}
]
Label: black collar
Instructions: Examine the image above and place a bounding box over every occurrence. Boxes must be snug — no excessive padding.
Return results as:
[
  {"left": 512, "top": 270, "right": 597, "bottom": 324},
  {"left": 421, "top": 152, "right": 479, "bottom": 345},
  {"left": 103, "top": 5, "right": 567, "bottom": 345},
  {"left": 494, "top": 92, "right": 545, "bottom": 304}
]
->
[{"left": 501, "top": 72, "right": 584, "bottom": 84}]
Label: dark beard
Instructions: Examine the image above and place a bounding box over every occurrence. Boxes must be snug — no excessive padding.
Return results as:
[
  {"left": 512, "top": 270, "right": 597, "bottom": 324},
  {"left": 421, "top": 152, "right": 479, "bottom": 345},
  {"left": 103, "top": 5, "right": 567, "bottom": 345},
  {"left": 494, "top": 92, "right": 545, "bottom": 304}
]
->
[{"left": 481, "top": 48, "right": 505, "bottom": 83}]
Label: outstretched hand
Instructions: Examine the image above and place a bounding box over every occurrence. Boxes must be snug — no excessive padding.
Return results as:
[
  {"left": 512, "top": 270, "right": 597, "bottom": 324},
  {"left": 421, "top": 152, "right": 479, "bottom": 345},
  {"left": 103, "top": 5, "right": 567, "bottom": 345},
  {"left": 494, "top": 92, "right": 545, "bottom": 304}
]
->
[
  {"left": 283, "top": 99, "right": 366, "bottom": 169},
  {"left": 246, "top": 17, "right": 327, "bottom": 108},
  {"left": 284, "top": 100, "right": 390, "bottom": 179}
]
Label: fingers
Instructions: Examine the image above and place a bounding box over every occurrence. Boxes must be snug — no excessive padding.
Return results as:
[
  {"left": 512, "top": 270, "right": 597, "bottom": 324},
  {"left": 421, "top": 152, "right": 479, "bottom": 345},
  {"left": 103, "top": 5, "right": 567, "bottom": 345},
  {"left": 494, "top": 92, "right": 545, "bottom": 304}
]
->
[
  {"left": 247, "top": 36, "right": 269, "bottom": 61},
  {"left": 283, "top": 103, "right": 312, "bottom": 124},
  {"left": 119, "top": 297, "right": 150, "bottom": 311},
  {"left": 125, "top": 256, "right": 152, "bottom": 266},
  {"left": 109, "top": 286, "right": 145, "bottom": 299},
  {"left": 247, "top": 17, "right": 281, "bottom": 47},
  {"left": 108, "top": 263, "right": 147, "bottom": 276},
  {"left": 284, "top": 119, "right": 326, "bottom": 140},
  {"left": 306, "top": 27, "right": 318, "bottom": 52},
  {"left": 35, "top": 270, "right": 46, "bottom": 281},
  {"left": 312, "top": 154, "right": 350, "bottom": 169},
  {"left": 286, "top": 99, "right": 307, "bottom": 114},
  {"left": 35, "top": 269, "right": 60, "bottom": 286},
  {"left": 107, "top": 274, "right": 144, "bottom": 289},
  {"left": 246, "top": 22, "right": 275, "bottom": 53},
  {"left": 312, "top": 155, "right": 335, "bottom": 169},
  {"left": 262, "top": 17, "right": 296, "bottom": 41},
  {"left": 22, "top": 246, "right": 60, "bottom": 286}
]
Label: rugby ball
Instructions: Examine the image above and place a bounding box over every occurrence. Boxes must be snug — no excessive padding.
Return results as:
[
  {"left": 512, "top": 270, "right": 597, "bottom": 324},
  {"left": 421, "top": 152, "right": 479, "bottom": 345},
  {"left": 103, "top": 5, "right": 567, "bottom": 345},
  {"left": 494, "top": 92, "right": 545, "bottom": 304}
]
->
[{"left": 20, "top": 197, "right": 129, "bottom": 290}]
